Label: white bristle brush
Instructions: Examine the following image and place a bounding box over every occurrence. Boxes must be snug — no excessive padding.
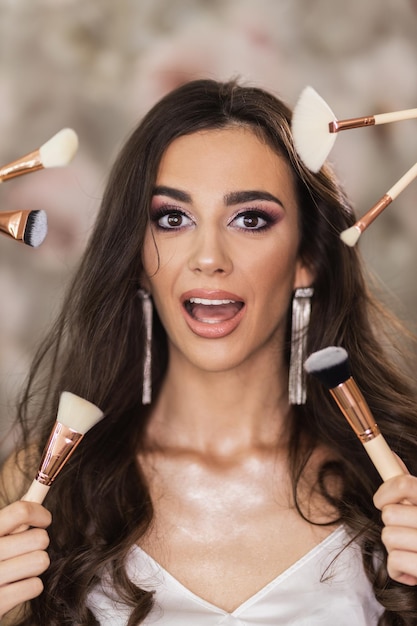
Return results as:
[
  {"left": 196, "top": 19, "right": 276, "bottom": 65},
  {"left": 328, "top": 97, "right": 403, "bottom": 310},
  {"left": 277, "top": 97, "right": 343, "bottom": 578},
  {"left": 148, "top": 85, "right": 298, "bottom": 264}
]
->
[
  {"left": 292, "top": 87, "right": 338, "bottom": 173},
  {"left": 340, "top": 160, "right": 417, "bottom": 247},
  {"left": 0, "top": 128, "right": 79, "bottom": 183},
  {"left": 292, "top": 86, "right": 417, "bottom": 172},
  {"left": 0, "top": 209, "right": 48, "bottom": 247},
  {"left": 304, "top": 346, "right": 405, "bottom": 481},
  {"left": 21, "top": 391, "right": 104, "bottom": 504}
]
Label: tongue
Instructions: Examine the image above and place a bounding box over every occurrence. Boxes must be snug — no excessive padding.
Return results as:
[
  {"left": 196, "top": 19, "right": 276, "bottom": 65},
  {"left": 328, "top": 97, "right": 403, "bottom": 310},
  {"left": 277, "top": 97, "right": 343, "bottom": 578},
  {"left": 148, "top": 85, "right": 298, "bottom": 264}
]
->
[{"left": 191, "top": 302, "right": 242, "bottom": 323}]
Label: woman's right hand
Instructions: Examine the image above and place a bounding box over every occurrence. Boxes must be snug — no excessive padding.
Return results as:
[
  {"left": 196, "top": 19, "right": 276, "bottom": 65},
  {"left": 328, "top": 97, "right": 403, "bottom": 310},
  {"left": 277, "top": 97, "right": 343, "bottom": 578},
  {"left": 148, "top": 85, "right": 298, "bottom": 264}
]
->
[{"left": 0, "top": 501, "right": 51, "bottom": 619}]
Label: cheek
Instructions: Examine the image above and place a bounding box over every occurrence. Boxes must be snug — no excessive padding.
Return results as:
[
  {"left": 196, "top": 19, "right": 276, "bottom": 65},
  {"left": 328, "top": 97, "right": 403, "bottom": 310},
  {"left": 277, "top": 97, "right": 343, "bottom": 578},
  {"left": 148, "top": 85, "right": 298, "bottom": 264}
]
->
[
  {"left": 143, "top": 230, "right": 187, "bottom": 279},
  {"left": 251, "top": 264, "right": 298, "bottom": 327},
  {"left": 252, "top": 244, "right": 299, "bottom": 292}
]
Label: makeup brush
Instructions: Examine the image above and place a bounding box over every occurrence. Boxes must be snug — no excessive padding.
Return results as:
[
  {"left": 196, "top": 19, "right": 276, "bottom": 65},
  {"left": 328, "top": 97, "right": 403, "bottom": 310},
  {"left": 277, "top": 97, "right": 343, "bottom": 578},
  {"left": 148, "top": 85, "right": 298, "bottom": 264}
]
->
[
  {"left": 340, "top": 160, "right": 417, "bottom": 247},
  {"left": 21, "top": 391, "right": 104, "bottom": 504},
  {"left": 0, "top": 128, "right": 79, "bottom": 182},
  {"left": 292, "top": 86, "right": 338, "bottom": 173},
  {"left": 292, "top": 86, "right": 417, "bottom": 172},
  {"left": 304, "top": 346, "right": 405, "bottom": 481},
  {"left": 0, "top": 209, "right": 48, "bottom": 247}
]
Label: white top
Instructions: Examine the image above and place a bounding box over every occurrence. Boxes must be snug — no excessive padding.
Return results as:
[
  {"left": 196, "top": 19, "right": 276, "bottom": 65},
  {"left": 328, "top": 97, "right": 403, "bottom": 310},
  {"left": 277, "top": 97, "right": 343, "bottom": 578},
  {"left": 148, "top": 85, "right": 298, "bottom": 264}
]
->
[{"left": 87, "top": 526, "right": 384, "bottom": 625}]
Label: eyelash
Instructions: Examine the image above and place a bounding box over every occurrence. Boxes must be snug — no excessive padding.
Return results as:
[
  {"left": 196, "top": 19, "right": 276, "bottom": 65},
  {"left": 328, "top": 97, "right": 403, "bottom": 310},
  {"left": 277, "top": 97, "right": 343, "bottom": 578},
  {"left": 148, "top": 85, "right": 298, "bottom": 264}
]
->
[
  {"left": 151, "top": 207, "right": 194, "bottom": 231},
  {"left": 150, "top": 206, "right": 277, "bottom": 232},
  {"left": 230, "top": 210, "right": 275, "bottom": 232}
]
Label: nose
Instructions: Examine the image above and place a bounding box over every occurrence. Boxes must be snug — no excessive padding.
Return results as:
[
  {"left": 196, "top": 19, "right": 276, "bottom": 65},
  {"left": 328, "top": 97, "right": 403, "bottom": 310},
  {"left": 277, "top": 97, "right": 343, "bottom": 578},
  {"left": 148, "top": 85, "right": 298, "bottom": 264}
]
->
[{"left": 187, "top": 226, "right": 233, "bottom": 275}]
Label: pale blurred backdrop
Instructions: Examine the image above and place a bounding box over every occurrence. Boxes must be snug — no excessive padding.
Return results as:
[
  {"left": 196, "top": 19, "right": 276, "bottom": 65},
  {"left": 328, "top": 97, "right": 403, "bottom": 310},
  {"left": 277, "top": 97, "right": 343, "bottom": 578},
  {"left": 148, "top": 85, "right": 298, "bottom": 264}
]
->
[{"left": 0, "top": 0, "right": 417, "bottom": 461}]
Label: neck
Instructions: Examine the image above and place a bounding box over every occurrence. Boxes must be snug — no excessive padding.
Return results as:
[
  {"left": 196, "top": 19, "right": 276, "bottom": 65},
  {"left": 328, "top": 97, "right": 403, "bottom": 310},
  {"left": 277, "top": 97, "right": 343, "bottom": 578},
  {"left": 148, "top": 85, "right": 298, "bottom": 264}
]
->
[{"left": 146, "top": 348, "right": 293, "bottom": 456}]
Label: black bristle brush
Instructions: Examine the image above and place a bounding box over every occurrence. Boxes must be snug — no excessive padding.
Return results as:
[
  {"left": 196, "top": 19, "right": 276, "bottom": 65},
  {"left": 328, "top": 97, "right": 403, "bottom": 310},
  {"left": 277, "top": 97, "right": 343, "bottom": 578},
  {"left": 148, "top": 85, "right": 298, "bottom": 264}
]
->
[
  {"left": 0, "top": 209, "right": 48, "bottom": 247},
  {"left": 304, "top": 346, "right": 405, "bottom": 481}
]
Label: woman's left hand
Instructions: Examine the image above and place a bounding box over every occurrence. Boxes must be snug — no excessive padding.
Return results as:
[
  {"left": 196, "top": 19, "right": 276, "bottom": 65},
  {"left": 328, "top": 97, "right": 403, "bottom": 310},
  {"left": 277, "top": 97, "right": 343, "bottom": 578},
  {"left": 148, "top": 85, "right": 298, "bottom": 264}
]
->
[{"left": 374, "top": 474, "right": 417, "bottom": 586}]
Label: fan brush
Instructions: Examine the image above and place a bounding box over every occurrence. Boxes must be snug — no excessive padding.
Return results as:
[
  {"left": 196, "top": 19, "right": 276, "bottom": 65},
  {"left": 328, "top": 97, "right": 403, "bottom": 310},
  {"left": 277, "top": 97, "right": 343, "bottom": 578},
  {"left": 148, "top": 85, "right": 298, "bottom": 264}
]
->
[{"left": 292, "top": 86, "right": 417, "bottom": 172}]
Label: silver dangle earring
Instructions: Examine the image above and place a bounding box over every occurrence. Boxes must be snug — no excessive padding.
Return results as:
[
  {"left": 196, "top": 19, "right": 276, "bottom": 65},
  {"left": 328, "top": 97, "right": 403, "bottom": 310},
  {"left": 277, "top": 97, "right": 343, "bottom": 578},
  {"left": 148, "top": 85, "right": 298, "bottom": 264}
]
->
[
  {"left": 288, "top": 287, "right": 314, "bottom": 405},
  {"left": 138, "top": 289, "right": 153, "bottom": 405}
]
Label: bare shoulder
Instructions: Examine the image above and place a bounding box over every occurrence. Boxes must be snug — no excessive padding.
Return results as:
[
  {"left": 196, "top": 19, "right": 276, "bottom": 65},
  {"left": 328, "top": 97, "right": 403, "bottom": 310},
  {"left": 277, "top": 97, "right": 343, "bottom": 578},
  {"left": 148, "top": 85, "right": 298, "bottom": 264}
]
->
[{"left": 0, "top": 445, "right": 39, "bottom": 507}]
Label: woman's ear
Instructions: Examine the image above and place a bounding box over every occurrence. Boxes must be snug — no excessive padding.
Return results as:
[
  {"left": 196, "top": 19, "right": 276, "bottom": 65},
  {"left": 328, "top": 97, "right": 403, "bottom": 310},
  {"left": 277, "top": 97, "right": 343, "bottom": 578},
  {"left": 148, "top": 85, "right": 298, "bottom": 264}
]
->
[{"left": 293, "top": 260, "right": 315, "bottom": 290}]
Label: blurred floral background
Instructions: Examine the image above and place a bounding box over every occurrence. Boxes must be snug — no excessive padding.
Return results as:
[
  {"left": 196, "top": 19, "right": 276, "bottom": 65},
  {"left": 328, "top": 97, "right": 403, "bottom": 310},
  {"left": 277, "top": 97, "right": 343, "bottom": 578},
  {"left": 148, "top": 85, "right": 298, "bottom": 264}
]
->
[{"left": 0, "top": 0, "right": 416, "bottom": 461}]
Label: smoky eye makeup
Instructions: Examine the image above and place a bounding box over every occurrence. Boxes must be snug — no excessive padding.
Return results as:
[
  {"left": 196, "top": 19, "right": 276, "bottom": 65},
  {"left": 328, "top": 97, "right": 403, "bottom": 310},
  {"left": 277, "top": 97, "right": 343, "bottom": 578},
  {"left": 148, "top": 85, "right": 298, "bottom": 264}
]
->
[
  {"left": 228, "top": 206, "right": 283, "bottom": 232},
  {"left": 150, "top": 201, "right": 194, "bottom": 231},
  {"left": 149, "top": 187, "right": 285, "bottom": 233}
]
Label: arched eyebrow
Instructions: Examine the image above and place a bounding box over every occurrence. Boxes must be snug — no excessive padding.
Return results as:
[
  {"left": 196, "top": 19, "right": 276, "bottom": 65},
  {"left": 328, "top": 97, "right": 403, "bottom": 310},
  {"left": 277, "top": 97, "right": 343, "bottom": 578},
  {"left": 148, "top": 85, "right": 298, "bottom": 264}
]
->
[
  {"left": 152, "top": 186, "right": 191, "bottom": 202},
  {"left": 152, "top": 186, "right": 284, "bottom": 208},
  {"left": 224, "top": 190, "right": 284, "bottom": 207}
]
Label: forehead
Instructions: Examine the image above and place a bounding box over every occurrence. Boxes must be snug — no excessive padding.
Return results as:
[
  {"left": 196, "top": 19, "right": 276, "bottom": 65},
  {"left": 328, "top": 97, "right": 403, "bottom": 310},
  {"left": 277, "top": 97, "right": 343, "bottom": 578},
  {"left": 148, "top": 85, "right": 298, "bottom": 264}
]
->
[{"left": 155, "top": 127, "right": 297, "bottom": 204}]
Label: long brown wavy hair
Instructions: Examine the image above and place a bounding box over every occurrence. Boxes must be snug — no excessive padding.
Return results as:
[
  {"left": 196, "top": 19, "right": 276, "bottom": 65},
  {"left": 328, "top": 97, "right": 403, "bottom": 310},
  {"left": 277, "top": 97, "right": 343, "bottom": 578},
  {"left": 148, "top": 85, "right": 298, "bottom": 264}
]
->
[{"left": 6, "top": 79, "right": 417, "bottom": 624}]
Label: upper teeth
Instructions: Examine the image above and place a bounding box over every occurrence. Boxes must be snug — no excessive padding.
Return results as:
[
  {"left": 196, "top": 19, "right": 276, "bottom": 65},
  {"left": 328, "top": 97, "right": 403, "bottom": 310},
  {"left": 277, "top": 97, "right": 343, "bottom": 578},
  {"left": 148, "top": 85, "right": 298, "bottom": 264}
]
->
[{"left": 189, "top": 297, "right": 235, "bottom": 305}]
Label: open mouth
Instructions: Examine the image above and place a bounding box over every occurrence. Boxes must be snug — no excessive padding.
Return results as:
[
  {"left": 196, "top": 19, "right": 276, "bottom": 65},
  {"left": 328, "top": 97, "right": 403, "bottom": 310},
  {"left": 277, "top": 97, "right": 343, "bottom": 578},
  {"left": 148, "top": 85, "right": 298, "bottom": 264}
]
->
[{"left": 184, "top": 297, "right": 244, "bottom": 324}]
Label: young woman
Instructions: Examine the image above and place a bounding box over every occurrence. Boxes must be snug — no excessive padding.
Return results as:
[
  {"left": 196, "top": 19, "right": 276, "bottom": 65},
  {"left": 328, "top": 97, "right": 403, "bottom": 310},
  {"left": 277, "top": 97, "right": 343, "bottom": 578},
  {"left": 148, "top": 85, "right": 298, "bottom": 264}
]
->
[{"left": 1, "top": 79, "right": 417, "bottom": 625}]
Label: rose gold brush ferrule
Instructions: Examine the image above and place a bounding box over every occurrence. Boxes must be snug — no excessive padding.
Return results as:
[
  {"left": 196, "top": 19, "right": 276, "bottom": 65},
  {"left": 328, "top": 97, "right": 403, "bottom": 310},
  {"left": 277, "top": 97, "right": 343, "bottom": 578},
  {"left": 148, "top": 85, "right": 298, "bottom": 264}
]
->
[
  {"left": 329, "top": 376, "right": 405, "bottom": 481},
  {"left": 355, "top": 194, "right": 392, "bottom": 233},
  {"left": 0, "top": 210, "right": 30, "bottom": 242},
  {"left": 329, "top": 377, "right": 380, "bottom": 443},
  {"left": 329, "top": 116, "right": 375, "bottom": 133},
  {"left": 0, "top": 150, "right": 43, "bottom": 182},
  {"left": 35, "top": 421, "right": 83, "bottom": 486}
]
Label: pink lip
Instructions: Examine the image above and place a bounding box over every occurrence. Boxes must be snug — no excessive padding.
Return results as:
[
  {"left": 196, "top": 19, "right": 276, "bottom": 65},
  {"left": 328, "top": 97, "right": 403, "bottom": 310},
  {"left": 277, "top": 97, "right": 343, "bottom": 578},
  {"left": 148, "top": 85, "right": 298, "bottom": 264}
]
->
[{"left": 180, "top": 289, "right": 246, "bottom": 339}]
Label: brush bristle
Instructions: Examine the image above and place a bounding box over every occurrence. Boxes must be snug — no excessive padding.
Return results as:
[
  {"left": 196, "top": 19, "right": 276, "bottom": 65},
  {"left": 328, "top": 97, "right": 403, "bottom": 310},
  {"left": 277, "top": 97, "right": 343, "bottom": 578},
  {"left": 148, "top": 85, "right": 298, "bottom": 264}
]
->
[
  {"left": 291, "top": 86, "right": 337, "bottom": 172},
  {"left": 57, "top": 391, "right": 104, "bottom": 434},
  {"left": 23, "top": 210, "right": 48, "bottom": 247},
  {"left": 304, "top": 346, "right": 351, "bottom": 388},
  {"left": 340, "top": 225, "right": 361, "bottom": 247},
  {"left": 39, "top": 128, "right": 79, "bottom": 167}
]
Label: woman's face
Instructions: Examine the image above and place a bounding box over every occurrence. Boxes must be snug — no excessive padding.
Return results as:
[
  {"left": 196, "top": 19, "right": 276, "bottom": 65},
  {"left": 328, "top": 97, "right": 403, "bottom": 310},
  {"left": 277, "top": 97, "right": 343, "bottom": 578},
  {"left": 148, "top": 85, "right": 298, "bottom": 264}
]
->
[{"left": 142, "top": 126, "right": 313, "bottom": 373}]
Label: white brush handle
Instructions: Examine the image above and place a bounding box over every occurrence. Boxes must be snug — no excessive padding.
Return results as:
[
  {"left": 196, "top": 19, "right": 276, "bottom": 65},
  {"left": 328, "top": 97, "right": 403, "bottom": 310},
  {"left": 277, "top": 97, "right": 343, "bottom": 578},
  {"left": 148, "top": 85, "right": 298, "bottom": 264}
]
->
[
  {"left": 348, "top": 160, "right": 417, "bottom": 239},
  {"left": 21, "top": 479, "right": 50, "bottom": 504},
  {"left": 387, "top": 161, "right": 417, "bottom": 200},
  {"left": 329, "top": 379, "right": 407, "bottom": 483},
  {"left": 375, "top": 108, "right": 417, "bottom": 125},
  {"left": 363, "top": 435, "right": 406, "bottom": 481}
]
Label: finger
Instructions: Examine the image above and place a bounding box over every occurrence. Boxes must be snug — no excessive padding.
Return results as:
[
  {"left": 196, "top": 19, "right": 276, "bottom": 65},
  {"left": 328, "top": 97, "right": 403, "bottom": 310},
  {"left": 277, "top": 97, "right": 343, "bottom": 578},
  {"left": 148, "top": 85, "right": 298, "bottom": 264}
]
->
[
  {"left": 381, "top": 525, "right": 417, "bottom": 553},
  {"left": 0, "top": 577, "right": 44, "bottom": 617},
  {"left": 381, "top": 525, "right": 417, "bottom": 585},
  {"left": 0, "top": 528, "right": 50, "bottom": 562},
  {"left": 374, "top": 474, "right": 417, "bottom": 510},
  {"left": 392, "top": 452, "right": 410, "bottom": 475},
  {"left": 0, "top": 502, "right": 51, "bottom": 535},
  {"left": 385, "top": 549, "right": 417, "bottom": 586},
  {"left": 381, "top": 503, "right": 417, "bottom": 528},
  {"left": 0, "top": 550, "right": 50, "bottom": 586}
]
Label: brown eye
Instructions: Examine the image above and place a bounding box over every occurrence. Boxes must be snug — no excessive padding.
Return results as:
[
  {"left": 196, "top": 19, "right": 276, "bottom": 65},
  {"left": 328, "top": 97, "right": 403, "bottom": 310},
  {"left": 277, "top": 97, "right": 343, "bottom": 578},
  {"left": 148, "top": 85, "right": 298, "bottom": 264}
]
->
[
  {"left": 167, "top": 213, "right": 183, "bottom": 227},
  {"left": 154, "top": 209, "right": 193, "bottom": 230},
  {"left": 232, "top": 211, "right": 270, "bottom": 231},
  {"left": 242, "top": 215, "right": 260, "bottom": 228}
]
